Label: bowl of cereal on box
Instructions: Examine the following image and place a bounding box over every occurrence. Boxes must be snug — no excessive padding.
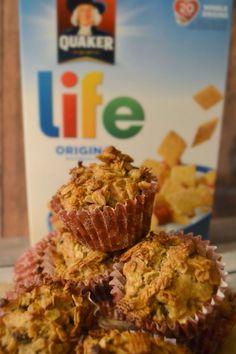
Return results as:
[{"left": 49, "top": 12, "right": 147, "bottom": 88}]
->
[{"left": 142, "top": 130, "right": 216, "bottom": 239}]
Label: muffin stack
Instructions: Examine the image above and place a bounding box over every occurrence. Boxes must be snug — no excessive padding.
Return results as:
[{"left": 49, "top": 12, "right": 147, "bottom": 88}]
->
[{"left": 0, "top": 146, "right": 235, "bottom": 354}]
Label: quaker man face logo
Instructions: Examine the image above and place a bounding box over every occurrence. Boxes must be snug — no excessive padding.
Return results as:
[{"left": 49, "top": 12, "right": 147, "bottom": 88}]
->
[
  {"left": 58, "top": 0, "right": 115, "bottom": 64},
  {"left": 69, "top": 0, "right": 106, "bottom": 31}
]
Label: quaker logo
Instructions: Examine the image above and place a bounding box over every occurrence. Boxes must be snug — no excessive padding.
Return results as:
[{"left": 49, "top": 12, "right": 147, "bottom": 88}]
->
[
  {"left": 173, "top": 0, "right": 200, "bottom": 26},
  {"left": 57, "top": 0, "right": 115, "bottom": 64}
]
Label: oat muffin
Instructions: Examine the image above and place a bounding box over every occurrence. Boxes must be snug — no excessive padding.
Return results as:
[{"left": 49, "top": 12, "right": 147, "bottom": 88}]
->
[
  {"left": 110, "top": 232, "right": 226, "bottom": 338},
  {"left": 14, "top": 230, "right": 114, "bottom": 299},
  {"left": 52, "top": 230, "right": 113, "bottom": 297},
  {"left": 75, "top": 329, "right": 192, "bottom": 354},
  {"left": 51, "top": 146, "right": 157, "bottom": 252},
  {"left": 0, "top": 282, "right": 93, "bottom": 354}
]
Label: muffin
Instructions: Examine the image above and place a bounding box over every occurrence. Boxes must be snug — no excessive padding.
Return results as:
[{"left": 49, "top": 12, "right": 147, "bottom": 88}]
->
[
  {"left": 110, "top": 232, "right": 227, "bottom": 340},
  {"left": 75, "top": 329, "right": 192, "bottom": 354},
  {"left": 13, "top": 230, "right": 114, "bottom": 300},
  {"left": 0, "top": 282, "right": 94, "bottom": 354},
  {"left": 50, "top": 146, "right": 157, "bottom": 252},
  {"left": 52, "top": 230, "right": 114, "bottom": 299}
]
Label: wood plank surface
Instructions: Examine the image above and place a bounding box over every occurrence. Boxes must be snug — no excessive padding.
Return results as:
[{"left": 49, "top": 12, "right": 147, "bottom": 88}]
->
[
  {"left": 1, "top": 0, "right": 28, "bottom": 238},
  {"left": 0, "top": 0, "right": 235, "bottom": 239},
  {"left": 214, "top": 1, "right": 236, "bottom": 216},
  {"left": 0, "top": 0, "right": 3, "bottom": 238}
]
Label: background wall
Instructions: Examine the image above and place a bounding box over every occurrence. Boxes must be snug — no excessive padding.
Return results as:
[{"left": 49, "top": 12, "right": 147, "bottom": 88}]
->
[{"left": 0, "top": 0, "right": 235, "bottom": 239}]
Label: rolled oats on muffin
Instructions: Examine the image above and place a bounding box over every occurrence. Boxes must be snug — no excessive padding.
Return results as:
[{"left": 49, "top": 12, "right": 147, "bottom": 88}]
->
[
  {"left": 110, "top": 232, "right": 227, "bottom": 340},
  {"left": 0, "top": 282, "right": 94, "bottom": 354},
  {"left": 13, "top": 230, "right": 114, "bottom": 300},
  {"left": 50, "top": 146, "right": 157, "bottom": 252},
  {"left": 75, "top": 329, "right": 192, "bottom": 354},
  {"left": 52, "top": 230, "right": 114, "bottom": 299}
]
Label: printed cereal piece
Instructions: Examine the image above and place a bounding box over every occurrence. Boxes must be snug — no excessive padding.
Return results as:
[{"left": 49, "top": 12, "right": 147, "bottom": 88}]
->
[
  {"left": 192, "top": 118, "right": 219, "bottom": 147},
  {"left": 170, "top": 164, "right": 196, "bottom": 188},
  {"left": 142, "top": 159, "right": 170, "bottom": 187},
  {"left": 157, "top": 131, "right": 187, "bottom": 167},
  {"left": 166, "top": 188, "right": 201, "bottom": 217},
  {"left": 204, "top": 170, "right": 216, "bottom": 186},
  {"left": 160, "top": 178, "right": 185, "bottom": 198},
  {"left": 172, "top": 212, "right": 190, "bottom": 225},
  {"left": 154, "top": 206, "right": 173, "bottom": 225},
  {"left": 196, "top": 170, "right": 216, "bottom": 187},
  {"left": 193, "top": 85, "right": 223, "bottom": 110},
  {"left": 167, "top": 185, "right": 213, "bottom": 221},
  {"left": 154, "top": 193, "right": 173, "bottom": 224},
  {"left": 196, "top": 184, "right": 214, "bottom": 208},
  {"left": 154, "top": 193, "right": 171, "bottom": 209}
]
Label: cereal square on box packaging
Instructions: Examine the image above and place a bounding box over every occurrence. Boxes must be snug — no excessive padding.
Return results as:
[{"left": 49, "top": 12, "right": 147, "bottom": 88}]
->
[
  {"left": 157, "top": 131, "right": 187, "bottom": 167},
  {"left": 193, "top": 85, "right": 223, "bottom": 110}
]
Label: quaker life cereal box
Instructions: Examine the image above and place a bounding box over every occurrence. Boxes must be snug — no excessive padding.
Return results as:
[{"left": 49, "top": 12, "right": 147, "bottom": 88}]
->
[{"left": 19, "top": 0, "right": 233, "bottom": 244}]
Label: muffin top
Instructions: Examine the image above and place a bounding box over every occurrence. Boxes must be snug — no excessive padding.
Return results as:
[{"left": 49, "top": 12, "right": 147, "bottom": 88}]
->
[
  {"left": 76, "top": 329, "right": 191, "bottom": 354},
  {"left": 0, "top": 283, "right": 91, "bottom": 354},
  {"left": 114, "top": 232, "right": 221, "bottom": 325},
  {"left": 54, "top": 146, "right": 155, "bottom": 211},
  {"left": 52, "top": 231, "right": 113, "bottom": 285}
]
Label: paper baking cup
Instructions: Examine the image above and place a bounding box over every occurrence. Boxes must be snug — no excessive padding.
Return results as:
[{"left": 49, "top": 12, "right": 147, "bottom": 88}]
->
[
  {"left": 13, "top": 231, "right": 113, "bottom": 300},
  {"left": 13, "top": 232, "right": 58, "bottom": 293},
  {"left": 4, "top": 234, "right": 57, "bottom": 301},
  {"left": 95, "top": 301, "right": 137, "bottom": 332},
  {"left": 182, "top": 290, "right": 236, "bottom": 354},
  {"left": 109, "top": 233, "right": 228, "bottom": 341},
  {"left": 50, "top": 180, "right": 157, "bottom": 252},
  {"left": 62, "top": 269, "right": 113, "bottom": 300}
]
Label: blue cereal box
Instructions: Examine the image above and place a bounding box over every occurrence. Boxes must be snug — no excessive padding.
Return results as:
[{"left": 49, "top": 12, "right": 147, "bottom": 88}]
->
[{"left": 19, "top": 0, "right": 233, "bottom": 243}]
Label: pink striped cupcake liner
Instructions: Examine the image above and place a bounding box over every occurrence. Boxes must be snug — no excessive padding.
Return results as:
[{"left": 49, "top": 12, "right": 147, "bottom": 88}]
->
[
  {"left": 50, "top": 179, "right": 157, "bottom": 252},
  {"left": 181, "top": 290, "right": 236, "bottom": 354},
  {"left": 11, "top": 231, "right": 113, "bottom": 300},
  {"left": 13, "top": 232, "right": 58, "bottom": 292}
]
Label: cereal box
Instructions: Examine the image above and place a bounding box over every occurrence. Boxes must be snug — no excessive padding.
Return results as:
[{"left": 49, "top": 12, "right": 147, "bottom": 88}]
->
[{"left": 19, "top": 0, "right": 233, "bottom": 243}]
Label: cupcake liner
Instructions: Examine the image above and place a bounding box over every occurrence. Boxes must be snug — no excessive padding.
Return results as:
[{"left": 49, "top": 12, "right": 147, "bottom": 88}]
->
[
  {"left": 50, "top": 179, "right": 157, "bottom": 252},
  {"left": 88, "top": 283, "right": 113, "bottom": 304},
  {"left": 182, "top": 290, "right": 236, "bottom": 354},
  {"left": 13, "top": 231, "right": 113, "bottom": 300},
  {"left": 109, "top": 232, "right": 228, "bottom": 341},
  {"left": 63, "top": 269, "right": 113, "bottom": 299},
  {"left": 13, "top": 232, "right": 58, "bottom": 293},
  {"left": 4, "top": 234, "right": 59, "bottom": 301},
  {"left": 96, "top": 301, "right": 137, "bottom": 331}
]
